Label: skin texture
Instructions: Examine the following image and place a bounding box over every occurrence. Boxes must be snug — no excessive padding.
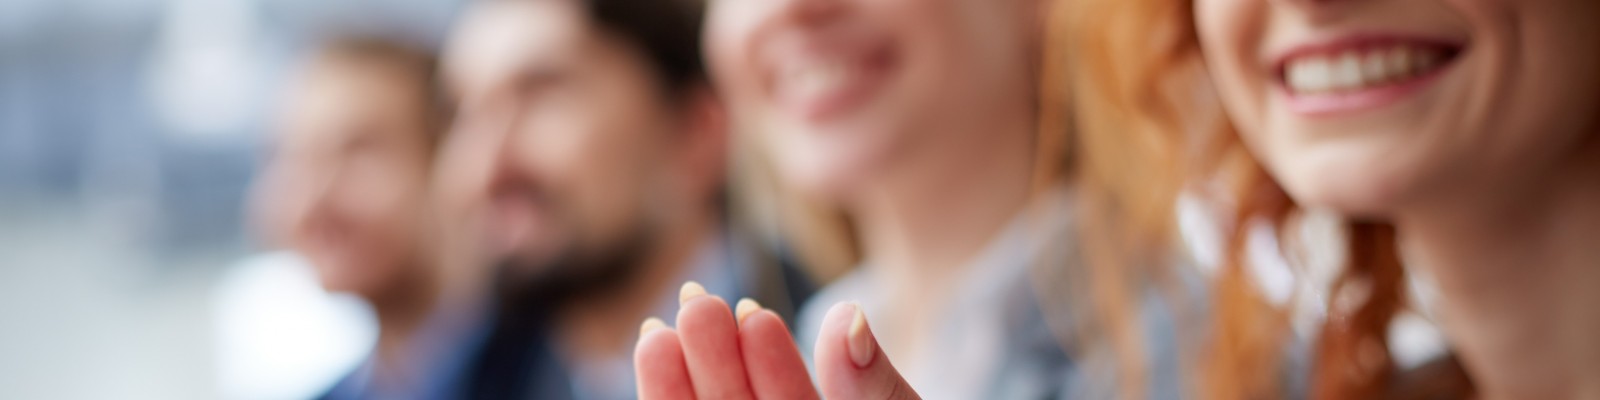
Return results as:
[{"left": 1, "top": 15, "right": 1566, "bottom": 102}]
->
[
  {"left": 253, "top": 50, "right": 448, "bottom": 389},
  {"left": 635, "top": 287, "right": 917, "bottom": 400},
  {"left": 256, "top": 56, "right": 437, "bottom": 303},
  {"left": 1195, "top": 0, "right": 1600, "bottom": 397},
  {"left": 441, "top": 0, "right": 691, "bottom": 273},
  {"left": 704, "top": 0, "right": 1035, "bottom": 201},
  {"left": 736, "top": 309, "right": 818, "bottom": 399},
  {"left": 637, "top": 0, "right": 1039, "bottom": 396},
  {"left": 1196, "top": 0, "right": 1600, "bottom": 216},
  {"left": 643, "top": 0, "right": 1600, "bottom": 397},
  {"left": 439, "top": 0, "right": 730, "bottom": 367}
]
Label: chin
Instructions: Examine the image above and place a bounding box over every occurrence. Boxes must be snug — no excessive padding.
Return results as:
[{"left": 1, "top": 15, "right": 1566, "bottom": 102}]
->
[
  {"left": 1269, "top": 146, "right": 1425, "bottom": 220},
  {"left": 776, "top": 147, "right": 878, "bottom": 204},
  {"left": 314, "top": 273, "right": 368, "bottom": 297},
  {"left": 782, "top": 171, "right": 852, "bottom": 207},
  {"left": 307, "top": 257, "right": 382, "bottom": 298},
  {"left": 1250, "top": 116, "right": 1462, "bottom": 219}
]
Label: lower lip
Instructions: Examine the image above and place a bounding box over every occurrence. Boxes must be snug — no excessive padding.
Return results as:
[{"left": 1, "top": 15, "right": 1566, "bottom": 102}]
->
[
  {"left": 487, "top": 202, "right": 541, "bottom": 253},
  {"left": 792, "top": 52, "right": 895, "bottom": 123},
  {"left": 1280, "top": 63, "right": 1454, "bottom": 117}
]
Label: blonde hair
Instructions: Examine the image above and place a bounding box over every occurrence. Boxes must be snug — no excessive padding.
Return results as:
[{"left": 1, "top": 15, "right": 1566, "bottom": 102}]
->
[{"left": 728, "top": 133, "right": 859, "bottom": 284}]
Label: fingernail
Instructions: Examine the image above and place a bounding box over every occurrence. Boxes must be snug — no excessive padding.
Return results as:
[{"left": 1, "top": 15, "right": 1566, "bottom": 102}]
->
[
  {"left": 640, "top": 317, "right": 667, "bottom": 336},
  {"left": 847, "top": 302, "right": 875, "bottom": 368},
  {"left": 735, "top": 298, "right": 762, "bottom": 324},
  {"left": 678, "top": 281, "right": 707, "bottom": 305}
]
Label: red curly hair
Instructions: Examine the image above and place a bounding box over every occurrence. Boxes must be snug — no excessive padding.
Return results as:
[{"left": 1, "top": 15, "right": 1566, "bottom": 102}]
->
[{"left": 1041, "top": 0, "right": 1472, "bottom": 398}]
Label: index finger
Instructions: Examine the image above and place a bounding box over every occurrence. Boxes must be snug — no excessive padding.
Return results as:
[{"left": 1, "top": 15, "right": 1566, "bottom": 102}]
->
[{"left": 676, "top": 282, "right": 756, "bottom": 399}]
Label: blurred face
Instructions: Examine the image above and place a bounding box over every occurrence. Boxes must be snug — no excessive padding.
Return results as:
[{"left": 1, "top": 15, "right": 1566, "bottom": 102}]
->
[
  {"left": 705, "top": 0, "right": 1036, "bottom": 200},
  {"left": 256, "top": 60, "right": 436, "bottom": 297},
  {"left": 440, "top": 0, "right": 690, "bottom": 283},
  {"left": 1196, "top": 0, "right": 1600, "bottom": 215}
]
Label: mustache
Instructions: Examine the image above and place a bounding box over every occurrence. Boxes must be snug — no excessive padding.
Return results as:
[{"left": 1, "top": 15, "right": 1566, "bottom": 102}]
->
[{"left": 487, "top": 174, "right": 556, "bottom": 212}]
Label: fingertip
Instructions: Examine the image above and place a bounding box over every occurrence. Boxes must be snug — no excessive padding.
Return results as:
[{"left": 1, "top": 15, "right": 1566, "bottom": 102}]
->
[
  {"left": 735, "top": 297, "right": 762, "bottom": 324},
  {"left": 739, "top": 309, "right": 821, "bottom": 400},
  {"left": 641, "top": 317, "right": 668, "bottom": 337},
  {"left": 635, "top": 323, "right": 679, "bottom": 361},
  {"left": 678, "top": 281, "right": 708, "bottom": 305},
  {"left": 846, "top": 303, "right": 876, "bottom": 368},
  {"left": 814, "top": 301, "right": 918, "bottom": 399},
  {"left": 817, "top": 301, "right": 862, "bottom": 343},
  {"left": 633, "top": 326, "right": 696, "bottom": 400},
  {"left": 676, "top": 292, "right": 734, "bottom": 329},
  {"left": 822, "top": 301, "right": 860, "bottom": 326},
  {"left": 814, "top": 301, "right": 875, "bottom": 369},
  {"left": 737, "top": 308, "right": 790, "bottom": 341},
  {"left": 674, "top": 290, "right": 754, "bottom": 399},
  {"left": 813, "top": 301, "right": 860, "bottom": 375}
]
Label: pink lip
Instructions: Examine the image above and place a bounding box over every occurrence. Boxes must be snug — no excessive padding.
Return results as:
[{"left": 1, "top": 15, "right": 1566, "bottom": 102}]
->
[
  {"left": 767, "top": 38, "right": 897, "bottom": 124},
  {"left": 1269, "top": 35, "right": 1464, "bottom": 117},
  {"left": 800, "top": 50, "right": 893, "bottom": 122}
]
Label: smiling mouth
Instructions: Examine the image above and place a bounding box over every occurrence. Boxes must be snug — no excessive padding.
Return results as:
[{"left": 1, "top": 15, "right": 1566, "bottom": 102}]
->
[
  {"left": 1283, "top": 44, "right": 1459, "bottom": 94},
  {"left": 1273, "top": 39, "right": 1463, "bottom": 115},
  {"left": 769, "top": 41, "right": 896, "bottom": 124}
]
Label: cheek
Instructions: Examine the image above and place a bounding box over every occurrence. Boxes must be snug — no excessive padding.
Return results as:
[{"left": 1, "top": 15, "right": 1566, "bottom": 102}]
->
[
  {"left": 1195, "top": 0, "right": 1305, "bottom": 194},
  {"left": 534, "top": 109, "right": 658, "bottom": 236},
  {"left": 1491, "top": 0, "right": 1600, "bottom": 160},
  {"left": 766, "top": 4, "right": 945, "bottom": 197},
  {"left": 250, "top": 171, "right": 299, "bottom": 246},
  {"left": 1196, "top": 0, "right": 1267, "bottom": 126},
  {"left": 436, "top": 134, "right": 500, "bottom": 221},
  {"left": 343, "top": 164, "right": 429, "bottom": 234},
  {"left": 705, "top": 4, "right": 765, "bottom": 111},
  {"left": 1193, "top": 0, "right": 1241, "bottom": 56}
]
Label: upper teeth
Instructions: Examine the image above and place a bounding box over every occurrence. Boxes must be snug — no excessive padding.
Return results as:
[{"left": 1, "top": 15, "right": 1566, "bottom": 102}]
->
[
  {"left": 1285, "top": 46, "right": 1444, "bottom": 94},
  {"left": 784, "top": 62, "right": 853, "bottom": 101}
]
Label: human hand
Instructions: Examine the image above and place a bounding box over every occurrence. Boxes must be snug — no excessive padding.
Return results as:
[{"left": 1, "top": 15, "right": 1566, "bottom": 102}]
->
[{"left": 633, "top": 282, "right": 920, "bottom": 400}]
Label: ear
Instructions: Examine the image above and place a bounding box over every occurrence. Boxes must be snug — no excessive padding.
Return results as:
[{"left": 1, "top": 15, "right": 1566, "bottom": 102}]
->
[{"left": 675, "top": 87, "right": 730, "bottom": 202}]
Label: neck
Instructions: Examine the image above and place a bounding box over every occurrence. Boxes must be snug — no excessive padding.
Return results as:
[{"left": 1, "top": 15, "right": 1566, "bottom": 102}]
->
[
  {"left": 1397, "top": 140, "right": 1600, "bottom": 399},
  {"left": 554, "top": 207, "right": 715, "bottom": 363},
  {"left": 852, "top": 116, "right": 1036, "bottom": 318},
  {"left": 367, "top": 260, "right": 445, "bottom": 383}
]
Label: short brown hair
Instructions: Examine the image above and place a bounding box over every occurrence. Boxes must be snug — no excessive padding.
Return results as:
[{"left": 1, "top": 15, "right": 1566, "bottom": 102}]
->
[{"left": 312, "top": 36, "right": 450, "bottom": 148}]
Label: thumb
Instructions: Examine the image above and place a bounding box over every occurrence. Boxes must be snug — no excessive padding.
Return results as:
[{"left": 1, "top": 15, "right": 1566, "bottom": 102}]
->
[{"left": 813, "top": 302, "right": 920, "bottom": 400}]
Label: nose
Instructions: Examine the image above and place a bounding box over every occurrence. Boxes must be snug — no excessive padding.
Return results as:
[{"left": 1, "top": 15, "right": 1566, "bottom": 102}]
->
[
  {"left": 773, "top": 0, "right": 847, "bottom": 29},
  {"left": 441, "top": 95, "right": 523, "bottom": 210},
  {"left": 260, "top": 163, "right": 340, "bottom": 249},
  {"left": 482, "top": 123, "right": 523, "bottom": 196},
  {"left": 1272, "top": 0, "right": 1360, "bottom": 13}
]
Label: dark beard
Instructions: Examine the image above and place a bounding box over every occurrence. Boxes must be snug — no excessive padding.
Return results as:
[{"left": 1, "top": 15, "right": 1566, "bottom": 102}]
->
[
  {"left": 491, "top": 224, "right": 658, "bottom": 323},
  {"left": 463, "top": 226, "right": 660, "bottom": 399}
]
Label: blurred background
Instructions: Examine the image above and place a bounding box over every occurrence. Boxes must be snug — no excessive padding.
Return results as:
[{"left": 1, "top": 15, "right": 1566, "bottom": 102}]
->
[{"left": 0, "top": 0, "right": 460, "bottom": 398}]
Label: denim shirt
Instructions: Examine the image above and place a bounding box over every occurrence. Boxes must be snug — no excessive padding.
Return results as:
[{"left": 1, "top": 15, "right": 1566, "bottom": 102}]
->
[{"left": 319, "top": 297, "right": 492, "bottom": 400}]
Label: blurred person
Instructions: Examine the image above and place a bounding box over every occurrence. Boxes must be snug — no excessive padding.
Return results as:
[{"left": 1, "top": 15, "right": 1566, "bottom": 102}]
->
[
  {"left": 252, "top": 37, "right": 487, "bottom": 400},
  {"left": 436, "top": 0, "right": 812, "bottom": 398},
  {"left": 632, "top": 0, "right": 1197, "bottom": 398},
  {"left": 1052, "top": 0, "right": 1600, "bottom": 398}
]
